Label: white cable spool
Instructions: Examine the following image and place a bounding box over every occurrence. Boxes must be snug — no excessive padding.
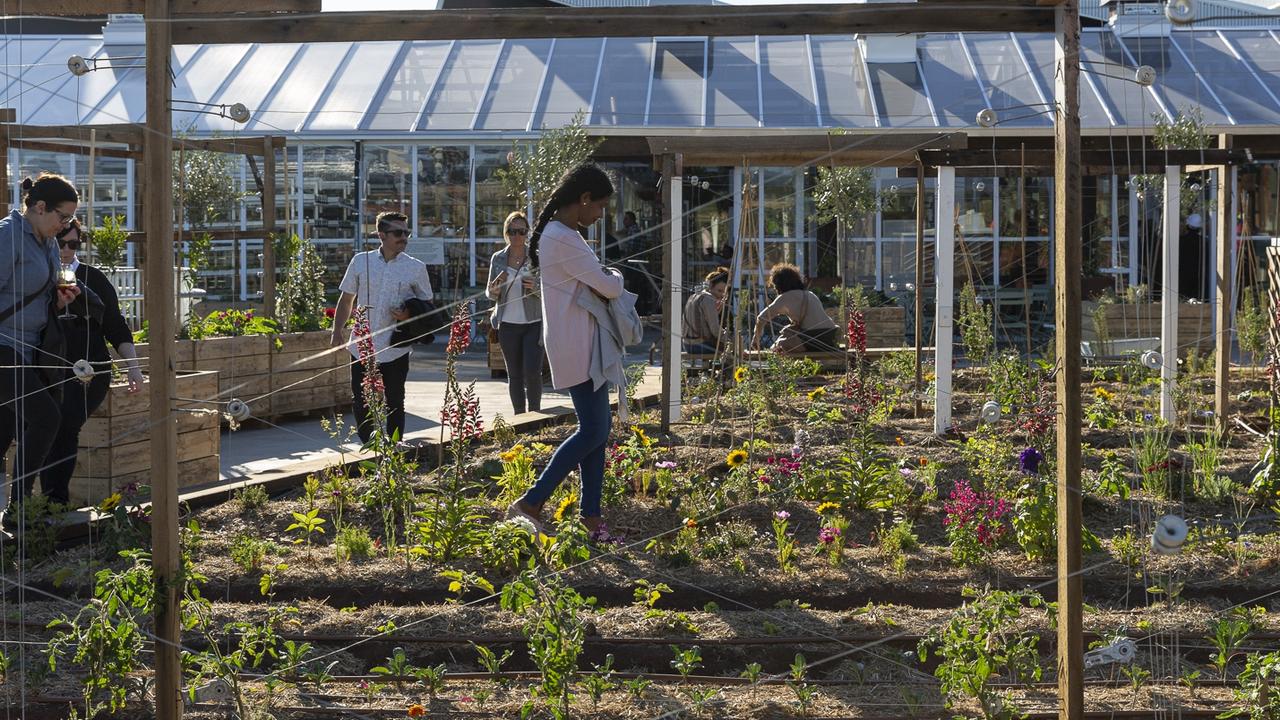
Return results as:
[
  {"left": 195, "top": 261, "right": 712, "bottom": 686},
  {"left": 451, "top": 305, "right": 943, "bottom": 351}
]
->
[
  {"left": 227, "top": 103, "right": 251, "bottom": 124},
  {"left": 976, "top": 108, "right": 998, "bottom": 128},
  {"left": 1166, "top": 0, "right": 1195, "bottom": 24},
  {"left": 71, "top": 359, "right": 96, "bottom": 383},
  {"left": 980, "top": 400, "right": 1002, "bottom": 424},
  {"left": 67, "top": 55, "right": 90, "bottom": 76},
  {"left": 225, "top": 399, "right": 251, "bottom": 423},
  {"left": 1141, "top": 349, "right": 1163, "bottom": 370},
  {"left": 1151, "top": 515, "right": 1188, "bottom": 555},
  {"left": 1134, "top": 65, "right": 1156, "bottom": 88}
]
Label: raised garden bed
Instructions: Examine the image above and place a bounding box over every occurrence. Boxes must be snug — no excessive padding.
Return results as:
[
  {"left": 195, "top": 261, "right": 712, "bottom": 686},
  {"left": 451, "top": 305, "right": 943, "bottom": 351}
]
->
[{"left": 1083, "top": 301, "right": 1213, "bottom": 356}]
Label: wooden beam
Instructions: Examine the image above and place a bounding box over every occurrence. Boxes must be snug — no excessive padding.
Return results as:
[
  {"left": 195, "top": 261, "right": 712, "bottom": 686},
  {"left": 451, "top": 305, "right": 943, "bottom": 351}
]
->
[
  {"left": 1053, "top": 4, "right": 1084, "bottom": 720},
  {"left": 144, "top": 0, "right": 182, "bottom": 718},
  {"left": 918, "top": 148, "right": 1247, "bottom": 171},
  {"left": 175, "top": 135, "right": 286, "bottom": 155},
  {"left": 172, "top": 2, "right": 1055, "bottom": 44},
  {"left": 0, "top": 108, "right": 15, "bottom": 123},
  {"left": 262, "top": 136, "right": 277, "bottom": 317},
  {"left": 7, "top": 138, "right": 139, "bottom": 160},
  {"left": 1215, "top": 164, "right": 1234, "bottom": 433},
  {"left": 35, "top": 0, "right": 318, "bottom": 14},
  {"left": 0, "top": 123, "right": 143, "bottom": 146}
]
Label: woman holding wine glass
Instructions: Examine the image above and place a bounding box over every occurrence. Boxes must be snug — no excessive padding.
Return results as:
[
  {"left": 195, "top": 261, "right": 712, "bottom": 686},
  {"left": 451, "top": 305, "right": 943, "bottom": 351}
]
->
[
  {"left": 39, "top": 218, "right": 144, "bottom": 507},
  {"left": 485, "top": 211, "right": 544, "bottom": 415},
  {"left": 0, "top": 174, "right": 82, "bottom": 524}
]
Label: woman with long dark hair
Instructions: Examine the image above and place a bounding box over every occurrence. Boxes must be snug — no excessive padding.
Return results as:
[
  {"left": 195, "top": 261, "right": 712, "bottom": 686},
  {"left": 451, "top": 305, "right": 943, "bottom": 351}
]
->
[
  {"left": 0, "top": 174, "right": 82, "bottom": 520},
  {"left": 485, "top": 211, "right": 544, "bottom": 415},
  {"left": 40, "top": 218, "right": 144, "bottom": 507},
  {"left": 505, "top": 163, "right": 622, "bottom": 538}
]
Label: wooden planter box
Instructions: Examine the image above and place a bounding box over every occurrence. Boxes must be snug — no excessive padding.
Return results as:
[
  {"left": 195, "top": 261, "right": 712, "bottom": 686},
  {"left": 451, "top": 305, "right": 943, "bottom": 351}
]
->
[
  {"left": 70, "top": 370, "right": 221, "bottom": 506},
  {"left": 1081, "top": 301, "right": 1213, "bottom": 355},
  {"left": 824, "top": 305, "right": 907, "bottom": 347},
  {"left": 137, "top": 331, "right": 350, "bottom": 420}
]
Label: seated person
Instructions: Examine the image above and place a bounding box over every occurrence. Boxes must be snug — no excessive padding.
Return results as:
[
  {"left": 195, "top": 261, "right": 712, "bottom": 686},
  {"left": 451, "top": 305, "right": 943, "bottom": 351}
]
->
[
  {"left": 684, "top": 267, "right": 731, "bottom": 354},
  {"left": 751, "top": 263, "right": 838, "bottom": 355}
]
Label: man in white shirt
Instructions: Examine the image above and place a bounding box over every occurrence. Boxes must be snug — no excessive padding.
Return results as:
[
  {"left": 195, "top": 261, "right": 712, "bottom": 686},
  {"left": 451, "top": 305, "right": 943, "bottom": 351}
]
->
[{"left": 331, "top": 211, "right": 433, "bottom": 443}]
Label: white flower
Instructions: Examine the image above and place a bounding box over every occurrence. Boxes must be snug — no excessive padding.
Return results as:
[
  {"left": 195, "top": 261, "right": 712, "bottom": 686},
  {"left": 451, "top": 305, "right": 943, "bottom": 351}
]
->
[{"left": 505, "top": 516, "right": 537, "bottom": 535}]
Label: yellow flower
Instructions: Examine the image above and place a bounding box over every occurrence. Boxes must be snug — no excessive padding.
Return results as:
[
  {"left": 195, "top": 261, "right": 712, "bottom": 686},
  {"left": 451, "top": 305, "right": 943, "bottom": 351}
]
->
[
  {"left": 816, "top": 502, "right": 840, "bottom": 516},
  {"left": 499, "top": 444, "right": 525, "bottom": 463},
  {"left": 734, "top": 366, "right": 748, "bottom": 383},
  {"left": 807, "top": 387, "right": 826, "bottom": 401},
  {"left": 726, "top": 449, "right": 748, "bottom": 468},
  {"left": 553, "top": 494, "right": 577, "bottom": 522},
  {"left": 1093, "top": 387, "right": 1114, "bottom": 402},
  {"left": 99, "top": 493, "right": 122, "bottom": 513},
  {"left": 631, "top": 425, "right": 653, "bottom": 448}
]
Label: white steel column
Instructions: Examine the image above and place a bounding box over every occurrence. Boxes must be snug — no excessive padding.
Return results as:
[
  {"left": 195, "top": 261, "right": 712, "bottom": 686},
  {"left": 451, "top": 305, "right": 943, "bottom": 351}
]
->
[
  {"left": 934, "top": 165, "right": 956, "bottom": 435},
  {"left": 1160, "top": 166, "right": 1181, "bottom": 424},
  {"left": 661, "top": 155, "right": 683, "bottom": 427}
]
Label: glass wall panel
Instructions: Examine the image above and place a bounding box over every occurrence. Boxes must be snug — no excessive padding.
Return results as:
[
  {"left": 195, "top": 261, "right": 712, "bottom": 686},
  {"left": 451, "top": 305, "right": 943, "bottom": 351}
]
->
[
  {"left": 918, "top": 34, "right": 984, "bottom": 128},
  {"left": 604, "top": 162, "right": 663, "bottom": 314},
  {"left": 73, "top": 156, "right": 130, "bottom": 229},
  {"left": 999, "top": 176, "right": 1051, "bottom": 239},
  {"left": 367, "top": 42, "right": 452, "bottom": 132},
  {"left": 706, "top": 37, "right": 759, "bottom": 128},
  {"left": 301, "top": 145, "right": 358, "bottom": 294},
  {"left": 362, "top": 145, "right": 413, "bottom": 236},
  {"left": 881, "top": 239, "right": 935, "bottom": 293},
  {"left": 1241, "top": 162, "right": 1280, "bottom": 238},
  {"left": 761, "top": 168, "right": 796, "bottom": 239},
  {"left": 474, "top": 145, "right": 515, "bottom": 284},
  {"left": 811, "top": 36, "right": 876, "bottom": 128},
  {"left": 475, "top": 39, "right": 552, "bottom": 131},
  {"left": 759, "top": 37, "right": 817, "bottom": 127},
  {"left": 417, "top": 145, "right": 471, "bottom": 293},
  {"left": 532, "top": 38, "right": 604, "bottom": 129},
  {"left": 683, "top": 166, "right": 733, "bottom": 279},
  {"left": 1171, "top": 32, "right": 1276, "bottom": 127},
  {"left": 879, "top": 177, "right": 933, "bottom": 241},
  {"left": 420, "top": 41, "right": 503, "bottom": 132}
]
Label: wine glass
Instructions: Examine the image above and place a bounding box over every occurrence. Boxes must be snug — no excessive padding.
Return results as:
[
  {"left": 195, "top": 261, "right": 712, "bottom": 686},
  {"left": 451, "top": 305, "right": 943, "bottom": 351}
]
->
[{"left": 57, "top": 263, "right": 77, "bottom": 319}]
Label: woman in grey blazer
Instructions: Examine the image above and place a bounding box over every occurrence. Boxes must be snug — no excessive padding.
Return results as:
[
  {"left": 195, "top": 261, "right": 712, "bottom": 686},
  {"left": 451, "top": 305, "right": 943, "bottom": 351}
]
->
[{"left": 485, "top": 211, "right": 544, "bottom": 414}]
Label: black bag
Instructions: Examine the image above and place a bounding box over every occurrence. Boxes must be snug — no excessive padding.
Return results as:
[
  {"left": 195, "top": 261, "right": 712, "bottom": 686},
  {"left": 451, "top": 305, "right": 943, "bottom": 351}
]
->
[{"left": 390, "top": 297, "right": 445, "bottom": 348}]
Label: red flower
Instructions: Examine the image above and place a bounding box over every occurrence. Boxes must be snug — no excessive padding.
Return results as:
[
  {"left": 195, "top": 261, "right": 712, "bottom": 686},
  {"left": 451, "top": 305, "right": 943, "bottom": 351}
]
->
[
  {"left": 324, "top": 307, "right": 336, "bottom": 318},
  {"left": 446, "top": 304, "right": 472, "bottom": 355}
]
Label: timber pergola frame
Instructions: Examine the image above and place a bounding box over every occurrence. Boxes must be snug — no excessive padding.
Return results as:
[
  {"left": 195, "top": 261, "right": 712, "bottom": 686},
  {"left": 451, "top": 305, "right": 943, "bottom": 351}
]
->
[
  {"left": 23, "top": 2, "right": 1090, "bottom": 720},
  {"left": 0, "top": 123, "right": 289, "bottom": 313}
]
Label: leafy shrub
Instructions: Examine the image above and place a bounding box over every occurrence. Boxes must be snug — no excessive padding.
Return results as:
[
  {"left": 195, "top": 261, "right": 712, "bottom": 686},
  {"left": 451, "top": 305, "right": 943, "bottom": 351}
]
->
[
  {"left": 235, "top": 485, "right": 270, "bottom": 513},
  {"left": 230, "top": 534, "right": 276, "bottom": 573},
  {"left": 957, "top": 282, "right": 993, "bottom": 364},
  {"left": 334, "top": 526, "right": 374, "bottom": 563},
  {"left": 943, "top": 480, "right": 1009, "bottom": 566}
]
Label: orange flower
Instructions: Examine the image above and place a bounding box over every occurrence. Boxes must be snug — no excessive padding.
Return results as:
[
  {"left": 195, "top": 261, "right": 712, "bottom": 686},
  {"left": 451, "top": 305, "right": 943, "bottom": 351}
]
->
[
  {"left": 895, "top": 436, "right": 904, "bottom": 446},
  {"left": 407, "top": 704, "right": 427, "bottom": 718},
  {"left": 918, "top": 457, "right": 928, "bottom": 466},
  {"left": 684, "top": 517, "right": 697, "bottom": 529}
]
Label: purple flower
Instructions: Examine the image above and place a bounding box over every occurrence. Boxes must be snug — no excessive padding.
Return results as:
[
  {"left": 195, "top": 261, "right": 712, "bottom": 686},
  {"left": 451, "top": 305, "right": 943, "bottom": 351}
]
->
[
  {"left": 899, "top": 467, "right": 915, "bottom": 479},
  {"left": 773, "top": 510, "right": 790, "bottom": 521},
  {"left": 818, "top": 526, "right": 841, "bottom": 544},
  {"left": 1017, "top": 447, "right": 1045, "bottom": 476},
  {"left": 656, "top": 460, "right": 677, "bottom": 470}
]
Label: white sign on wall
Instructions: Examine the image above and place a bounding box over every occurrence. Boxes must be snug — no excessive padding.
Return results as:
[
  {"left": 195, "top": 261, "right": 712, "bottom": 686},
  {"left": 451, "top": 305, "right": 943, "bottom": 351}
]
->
[{"left": 415, "top": 238, "right": 446, "bottom": 265}]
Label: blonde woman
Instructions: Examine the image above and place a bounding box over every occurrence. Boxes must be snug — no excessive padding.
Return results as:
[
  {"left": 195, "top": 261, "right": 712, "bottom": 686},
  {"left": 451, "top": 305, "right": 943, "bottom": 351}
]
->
[{"left": 486, "top": 212, "right": 544, "bottom": 414}]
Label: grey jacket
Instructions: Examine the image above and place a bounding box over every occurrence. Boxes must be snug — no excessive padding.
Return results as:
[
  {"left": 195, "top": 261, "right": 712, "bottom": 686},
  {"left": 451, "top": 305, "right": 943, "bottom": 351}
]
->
[
  {"left": 485, "top": 246, "right": 542, "bottom": 328},
  {"left": 0, "top": 210, "right": 57, "bottom": 361},
  {"left": 574, "top": 278, "right": 642, "bottom": 421}
]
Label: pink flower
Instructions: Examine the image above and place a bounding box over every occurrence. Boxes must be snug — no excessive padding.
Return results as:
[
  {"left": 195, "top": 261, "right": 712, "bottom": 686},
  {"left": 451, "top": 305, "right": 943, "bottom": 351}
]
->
[
  {"left": 773, "top": 510, "right": 790, "bottom": 521},
  {"left": 818, "top": 526, "right": 841, "bottom": 544},
  {"left": 656, "top": 460, "right": 677, "bottom": 470}
]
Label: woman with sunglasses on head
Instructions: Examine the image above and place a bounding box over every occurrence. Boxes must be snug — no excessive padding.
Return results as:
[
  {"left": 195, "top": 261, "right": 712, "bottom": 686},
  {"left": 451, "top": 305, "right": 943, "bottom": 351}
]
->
[
  {"left": 485, "top": 211, "right": 544, "bottom": 415},
  {"left": 505, "top": 163, "right": 623, "bottom": 540},
  {"left": 38, "top": 218, "right": 144, "bottom": 507},
  {"left": 0, "top": 174, "right": 82, "bottom": 521}
]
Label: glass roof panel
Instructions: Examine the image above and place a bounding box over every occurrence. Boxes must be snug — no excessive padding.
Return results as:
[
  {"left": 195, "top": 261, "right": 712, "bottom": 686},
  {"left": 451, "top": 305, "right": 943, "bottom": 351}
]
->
[
  {"left": 648, "top": 39, "right": 704, "bottom": 127},
  {"left": 1020, "top": 33, "right": 1111, "bottom": 127},
  {"left": 1221, "top": 30, "right": 1280, "bottom": 118},
  {"left": 365, "top": 41, "right": 452, "bottom": 132},
  {"left": 201, "top": 44, "right": 303, "bottom": 133},
  {"left": 1122, "top": 35, "right": 1230, "bottom": 125},
  {"left": 759, "top": 36, "right": 816, "bottom": 127},
  {"left": 78, "top": 44, "right": 148, "bottom": 125},
  {"left": 918, "top": 34, "right": 985, "bottom": 127},
  {"left": 419, "top": 39, "right": 502, "bottom": 131},
  {"left": 531, "top": 37, "right": 602, "bottom": 129},
  {"left": 870, "top": 61, "right": 934, "bottom": 127},
  {"left": 3, "top": 39, "right": 103, "bottom": 125},
  {"left": 306, "top": 41, "right": 402, "bottom": 131},
  {"left": 1173, "top": 32, "right": 1279, "bottom": 126},
  {"left": 475, "top": 39, "right": 552, "bottom": 131},
  {"left": 1080, "top": 30, "right": 1162, "bottom": 126},
  {"left": 166, "top": 44, "right": 253, "bottom": 128},
  {"left": 966, "top": 33, "right": 1051, "bottom": 127},
  {"left": 591, "top": 38, "right": 651, "bottom": 127},
  {"left": 246, "top": 42, "right": 352, "bottom": 133},
  {"left": 810, "top": 36, "right": 875, "bottom": 128},
  {"left": 706, "top": 36, "right": 759, "bottom": 128}
]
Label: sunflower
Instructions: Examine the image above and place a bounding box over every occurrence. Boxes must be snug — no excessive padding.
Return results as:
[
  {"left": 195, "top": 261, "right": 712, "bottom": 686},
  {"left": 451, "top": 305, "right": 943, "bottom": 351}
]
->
[
  {"left": 726, "top": 449, "right": 748, "bottom": 468},
  {"left": 554, "top": 493, "right": 577, "bottom": 522},
  {"left": 631, "top": 425, "right": 653, "bottom": 448},
  {"left": 816, "top": 501, "right": 841, "bottom": 516},
  {"left": 1093, "top": 387, "right": 1114, "bottom": 402},
  {"left": 734, "top": 366, "right": 749, "bottom": 383},
  {"left": 807, "top": 387, "right": 826, "bottom": 401},
  {"left": 99, "top": 493, "right": 122, "bottom": 513}
]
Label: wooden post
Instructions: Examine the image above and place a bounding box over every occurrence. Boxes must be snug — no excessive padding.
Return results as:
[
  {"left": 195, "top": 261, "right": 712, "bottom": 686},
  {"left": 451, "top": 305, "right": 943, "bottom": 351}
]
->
[
  {"left": 914, "top": 157, "right": 925, "bottom": 418},
  {"left": 263, "top": 137, "right": 277, "bottom": 316},
  {"left": 660, "top": 154, "right": 683, "bottom": 429},
  {"left": 933, "top": 165, "right": 955, "bottom": 435},
  {"left": 1053, "top": 3, "right": 1084, "bottom": 720},
  {"left": 1215, "top": 164, "right": 1234, "bottom": 432},
  {"left": 145, "top": 1, "right": 182, "bottom": 717},
  {"left": 1161, "top": 165, "right": 1181, "bottom": 424},
  {"left": 86, "top": 129, "right": 97, "bottom": 235}
]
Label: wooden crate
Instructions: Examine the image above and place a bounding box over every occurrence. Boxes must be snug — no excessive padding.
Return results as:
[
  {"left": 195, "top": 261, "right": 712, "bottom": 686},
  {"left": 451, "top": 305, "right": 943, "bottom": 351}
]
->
[
  {"left": 1081, "top": 302, "right": 1214, "bottom": 355},
  {"left": 69, "top": 370, "right": 221, "bottom": 506},
  {"left": 267, "top": 331, "right": 349, "bottom": 416}
]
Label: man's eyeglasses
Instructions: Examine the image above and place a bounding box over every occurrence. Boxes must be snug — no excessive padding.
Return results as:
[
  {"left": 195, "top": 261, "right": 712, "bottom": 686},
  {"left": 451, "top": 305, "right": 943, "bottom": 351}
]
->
[
  {"left": 381, "top": 227, "right": 410, "bottom": 239},
  {"left": 507, "top": 228, "right": 529, "bottom": 236},
  {"left": 58, "top": 239, "right": 81, "bottom": 250}
]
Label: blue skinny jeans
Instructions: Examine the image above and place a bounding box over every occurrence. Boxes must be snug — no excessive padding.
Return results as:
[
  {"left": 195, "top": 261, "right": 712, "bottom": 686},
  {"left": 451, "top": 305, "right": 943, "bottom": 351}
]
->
[{"left": 521, "top": 379, "right": 611, "bottom": 518}]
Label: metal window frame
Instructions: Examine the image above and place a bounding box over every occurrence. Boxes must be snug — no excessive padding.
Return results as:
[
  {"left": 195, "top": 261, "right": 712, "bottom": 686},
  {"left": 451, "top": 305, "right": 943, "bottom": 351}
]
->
[
  {"left": 242, "top": 44, "right": 305, "bottom": 133},
  {"left": 585, "top": 38, "right": 607, "bottom": 125},
  {"left": 858, "top": 39, "right": 882, "bottom": 129},
  {"left": 957, "top": 34, "right": 993, "bottom": 115},
  {"left": 1113, "top": 32, "right": 1174, "bottom": 122},
  {"left": 754, "top": 35, "right": 765, "bottom": 127},
  {"left": 645, "top": 36, "right": 708, "bottom": 128},
  {"left": 1218, "top": 30, "right": 1280, "bottom": 115},
  {"left": 1166, "top": 33, "right": 1235, "bottom": 125},
  {"left": 805, "top": 35, "right": 823, "bottom": 127},
  {"left": 359, "top": 41, "right": 412, "bottom": 132},
  {"left": 526, "top": 37, "right": 557, "bottom": 133},
  {"left": 914, "top": 54, "right": 941, "bottom": 128}
]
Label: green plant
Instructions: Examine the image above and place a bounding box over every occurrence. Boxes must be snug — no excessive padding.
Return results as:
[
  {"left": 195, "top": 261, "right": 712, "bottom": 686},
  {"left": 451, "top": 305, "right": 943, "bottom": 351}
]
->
[
  {"left": 274, "top": 233, "right": 332, "bottom": 332},
  {"left": 623, "top": 676, "right": 652, "bottom": 700},
  {"left": 302, "top": 474, "right": 321, "bottom": 510},
  {"left": 918, "top": 588, "right": 1045, "bottom": 720},
  {"left": 1179, "top": 668, "right": 1201, "bottom": 698},
  {"left": 878, "top": 517, "right": 919, "bottom": 574},
  {"left": 1209, "top": 606, "right": 1263, "bottom": 678},
  {"left": 1121, "top": 663, "right": 1151, "bottom": 696},
  {"left": 494, "top": 443, "right": 538, "bottom": 506},
  {"left": 88, "top": 214, "right": 128, "bottom": 271},
  {"left": 788, "top": 653, "right": 819, "bottom": 715},
  {"left": 187, "top": 308, "right": 280, "bottom": 340},
  {"left": 1220, "top": 650, "right": 1280, "bottom": 719},
  {"left": 496, "top": 111, "right": 602, "bottom": 210},
  {"left": 772, "top": 511, "right": 796, "bottom": 573},
  {"left": 501, "top": 569, "right": 595, "bottom": 720},
  {"left": 670, "top": 645, "right": 703, "bottom": 683},
  {"left": 415, "top": 662, "right": 448, "bottom": 701},
  {"left": 1187, "top": 428, "right": 1232, "bottom": 503},
  {"left": 958, "top": 282, "right": 994, "bottom": 365},
  {"left": 229, "top": 534, "right": 274, "bottom": 573},
  {"left": 1131, "top": 421, "right": 1175, "bottom": 499},
  {"left": 235, "top": 484, "right": 270, "bottom": 513},
  {"left": 1112, "top": 526, "right": 1143, "bottom": 569},
  {"left": 473, "top": 643, "right": 513, "bottom": 689},
  {"left": 333, "top": 525, "right": 374, "bottom": 563},
  {"left": 579, "top": 653, "right": 616, "bottom": 709},
  {"left": 370, "top": 646, "right": 415, "bottom": 690},
  {"left": 1237, "top": 287, "right": 1268, "bottom": 367},
  {"left": 1091, "top": 451, "right": 1131, "bottom": 500},
  {"left": 286, "top": 508, "right": 327, "bottom": 550}
]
